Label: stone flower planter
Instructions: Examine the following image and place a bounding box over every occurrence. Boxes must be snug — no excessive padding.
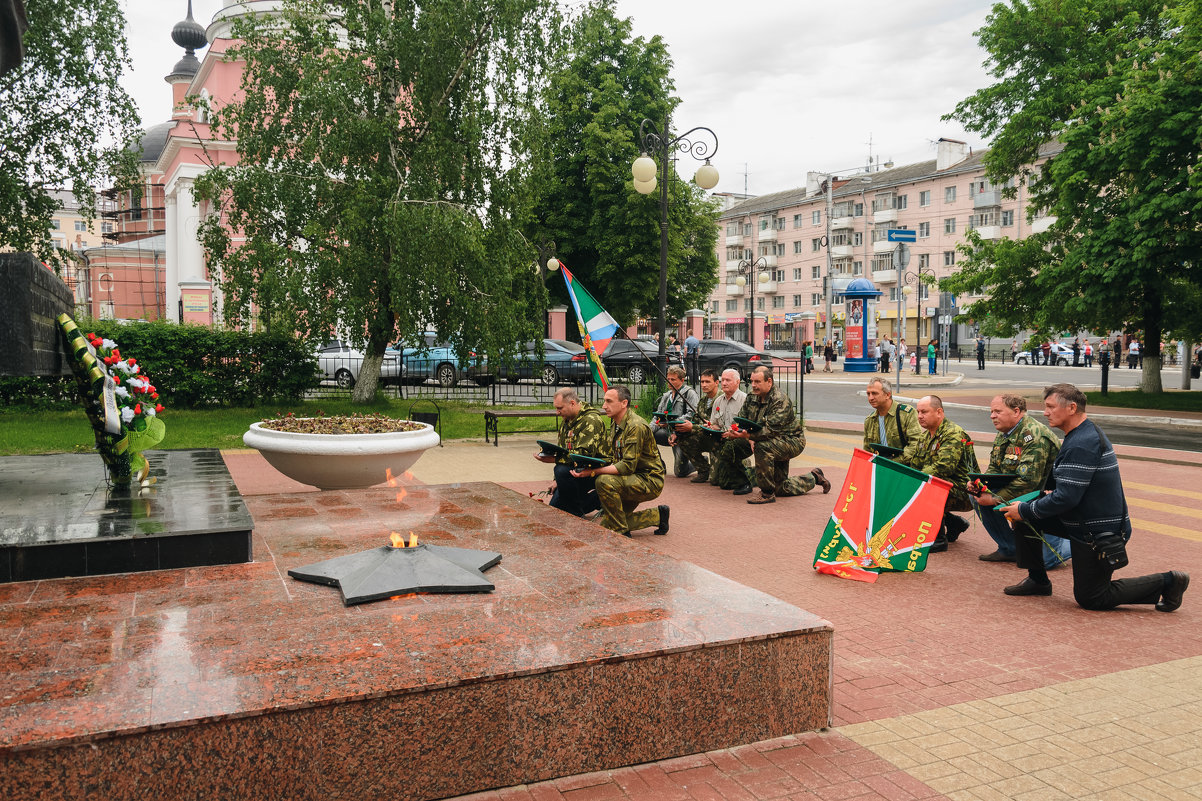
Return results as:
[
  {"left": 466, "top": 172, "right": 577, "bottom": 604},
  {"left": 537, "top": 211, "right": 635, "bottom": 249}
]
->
[{"left": 243, "top": 420, "right": 440, "bottom": 490}]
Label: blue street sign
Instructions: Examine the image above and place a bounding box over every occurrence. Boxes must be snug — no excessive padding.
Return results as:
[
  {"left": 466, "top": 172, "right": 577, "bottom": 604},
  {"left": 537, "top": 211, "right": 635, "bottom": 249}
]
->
[{"left": 887, "top": 228, "right": 916, "bottom": 243}]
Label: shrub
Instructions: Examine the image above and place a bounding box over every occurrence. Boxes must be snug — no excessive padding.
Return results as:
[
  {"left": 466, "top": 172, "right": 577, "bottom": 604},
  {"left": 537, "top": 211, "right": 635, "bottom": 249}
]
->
[{"left": 0, "top": 320, "right": 321, "bottom": 409}]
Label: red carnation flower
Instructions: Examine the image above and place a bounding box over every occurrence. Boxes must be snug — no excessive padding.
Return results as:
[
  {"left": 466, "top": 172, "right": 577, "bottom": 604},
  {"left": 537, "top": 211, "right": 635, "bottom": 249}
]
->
[
  {"left": 134, "top": 403, "right": 142, "bottom": 414},
  {"left": 155, "top": 404, "right": 164, "bottom": 413},
  {"left": 112, "top": 375, "right": 121, "bottom": 385},
  {"left": 151, "top": 392, "right": 159, "bottom": 400}
]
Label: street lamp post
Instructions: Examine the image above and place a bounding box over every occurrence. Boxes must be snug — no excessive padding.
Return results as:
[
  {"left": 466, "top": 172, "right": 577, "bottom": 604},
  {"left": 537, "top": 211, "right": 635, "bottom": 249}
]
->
[
  {"left": 902, "top": 258, "right": 933, "bottom": 375},
  {"left": 734, "top": 256, "right": 769, "bottom": 347},
  {"left": 632, "top": 114, "right": 719, "bottom": 368}
]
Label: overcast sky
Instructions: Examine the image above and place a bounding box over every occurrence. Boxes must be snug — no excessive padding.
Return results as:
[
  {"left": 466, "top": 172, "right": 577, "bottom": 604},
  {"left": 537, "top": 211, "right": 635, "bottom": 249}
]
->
[{"left": 122, "top": 0, "right": 998, "bottom": 195}]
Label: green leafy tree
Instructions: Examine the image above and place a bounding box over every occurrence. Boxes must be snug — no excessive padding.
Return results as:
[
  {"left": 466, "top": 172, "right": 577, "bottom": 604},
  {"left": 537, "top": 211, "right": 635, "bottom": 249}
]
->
[
  {"left": 943, "top": 0, "right": 1202, "bottom": 391},
  {"left": 525, "top": 0, "right": 719, "bottom": 329},
  {"left": 194, "top": 0, "right": 557, "bottom": 402},
  {"left": 0, "top": 0, "right": 141, "bottom": 267}
]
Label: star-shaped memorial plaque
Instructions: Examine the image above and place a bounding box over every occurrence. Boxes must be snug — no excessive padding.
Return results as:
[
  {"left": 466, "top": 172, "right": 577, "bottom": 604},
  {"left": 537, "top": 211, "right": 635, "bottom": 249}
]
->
[{"left": 288, "top": 544, "right": 502, "bottom": 605}]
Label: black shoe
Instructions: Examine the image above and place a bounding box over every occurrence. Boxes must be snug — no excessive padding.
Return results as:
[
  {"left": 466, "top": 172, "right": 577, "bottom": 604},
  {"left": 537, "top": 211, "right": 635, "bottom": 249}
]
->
[
  {"left": 1004, "top": 577, "right": 1053, "bottom": 596},
  {"left": 654, "top": 505, "right": 670, "bottom": 535},
  {"left": 946, "top": 515, "right": 968, "bottom": 542},
  {"left": 733, "top": 484, "right": 754, "bottom": 496},
  {"left": 811, "top": 468, "right": 831, "bottom": 494},
  {"left": 689, "top": 474, "right": 710, "bottom": 484},
  {"left": 978, "top": 550, "right": 1015, "bottom": 562},
  {"left": 1157, "top": 570, "right": 1189, "bottom": 612},
  {"left": 928, "top": 538, "right": 948, "bottom": 553}
]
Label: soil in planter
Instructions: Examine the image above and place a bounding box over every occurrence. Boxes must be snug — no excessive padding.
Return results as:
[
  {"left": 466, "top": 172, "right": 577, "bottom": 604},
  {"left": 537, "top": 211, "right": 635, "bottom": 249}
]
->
[{"left": 259, "top": 413, "right": 425, "bottom": 435}]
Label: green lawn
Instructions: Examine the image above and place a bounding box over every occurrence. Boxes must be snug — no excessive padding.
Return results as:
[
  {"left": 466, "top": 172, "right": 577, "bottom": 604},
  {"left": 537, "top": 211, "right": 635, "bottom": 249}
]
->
[
  {"left": 0, "top": 398, "right": 558, "bottom": 455},
  {"left": 1085, "top": 389, "right": 1202, "bottom": 413}
]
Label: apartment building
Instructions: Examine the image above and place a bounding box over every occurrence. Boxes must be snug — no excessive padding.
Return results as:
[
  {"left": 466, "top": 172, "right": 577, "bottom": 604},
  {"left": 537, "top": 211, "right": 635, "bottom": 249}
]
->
[{"left": 707, "top": 139, "right": 1058, "bottom": 351}]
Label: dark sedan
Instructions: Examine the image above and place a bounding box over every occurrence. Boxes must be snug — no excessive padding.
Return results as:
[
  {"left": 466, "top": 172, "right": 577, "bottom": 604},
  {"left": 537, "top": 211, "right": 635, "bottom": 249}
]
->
[
  {"left": 494, "top": 339, "right": 592, "bottom": 385},
  {"left": 601, "top": 339, "right": 681, "bottom": 384},
  {"left": 695, "top": 339, "right": 771, "bottom": 380}
]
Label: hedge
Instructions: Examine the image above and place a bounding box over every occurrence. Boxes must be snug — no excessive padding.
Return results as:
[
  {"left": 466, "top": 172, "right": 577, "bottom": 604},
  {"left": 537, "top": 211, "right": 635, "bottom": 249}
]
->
[{"left": 0, "top": 320, "right": 321, "bottom": 409}]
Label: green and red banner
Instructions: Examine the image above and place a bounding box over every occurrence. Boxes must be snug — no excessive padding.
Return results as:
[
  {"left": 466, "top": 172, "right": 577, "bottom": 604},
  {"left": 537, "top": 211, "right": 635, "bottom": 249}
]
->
[{"left": 813, "top": 447, "right": 951, "bottom": 582}]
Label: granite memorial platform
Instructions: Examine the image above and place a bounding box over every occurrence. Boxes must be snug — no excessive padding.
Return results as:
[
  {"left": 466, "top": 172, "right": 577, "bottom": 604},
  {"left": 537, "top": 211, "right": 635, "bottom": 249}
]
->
[
  {"left": 0, "top": 449, "right": 253, "bottom": 583},
  {"left": 0, "top": 480, "right": 832, "bottom": 801}
]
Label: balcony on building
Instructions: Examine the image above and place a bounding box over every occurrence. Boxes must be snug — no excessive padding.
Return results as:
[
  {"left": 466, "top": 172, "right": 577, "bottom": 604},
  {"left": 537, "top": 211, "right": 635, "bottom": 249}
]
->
[
  {"left": 759, "top": 254, "right": 778, "bottom": 268},
  {"left": 831, "top": 244, "right": 855, "bottom": 258},
  {"left": 871, "top": 269, "right": 898, "bottom": 284},
  {"left": 1030, "top": 215, "right": 1056, "bottom": 233},
  {"left": 872, "top": 207, "right": 898, "bottom": 224},
  {"left": 758, "top": 280, "right": 778, "bottom": 294},
  {"left": 757, "top": 227, "right": 777, "bottom": 242},
  {"left": 725, "top": 283, "right": 743, "bottom": 296},
  {"left": 872, "top": 238, "right": 896, "bottom": 254},
  {"left": 973, "top": 225, "right": 1002, "bottom": 240},
  {"left": 725, "top": 259, "right": 743, "bottom": 271},
  {"left": 726, "top": 234, "right": 743, "bottom": 247},
  {"left": 973, "top": 189, "right": 1003, "bottom": 209},
  {"left": 831, "top": 215, "right": 855, "bottom": 230}
]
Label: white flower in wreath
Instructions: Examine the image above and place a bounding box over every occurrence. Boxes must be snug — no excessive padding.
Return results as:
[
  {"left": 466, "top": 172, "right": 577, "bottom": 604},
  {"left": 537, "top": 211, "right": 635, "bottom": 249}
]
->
[
  {"left": 114, "top": 385, "right": 130, "bottom": 398},
  {"left": 113, "top": 360, "right": 132, "bottom": 374},
  {"left": 102, "top": 339, "right": 118, "bottom": 350},
  {"left": 145, "top": 407, "right": 157, "bottom": 417},
  {"left": 127, "top": 377, "right": 146, "bottom": 391},
  {"left": 121, "top": 407, "right": 135, "bottom": 424}
]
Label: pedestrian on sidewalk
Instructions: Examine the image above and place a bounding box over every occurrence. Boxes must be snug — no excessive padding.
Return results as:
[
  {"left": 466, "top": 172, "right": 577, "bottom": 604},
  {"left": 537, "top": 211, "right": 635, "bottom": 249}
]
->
[
  {"left": 976, "top": 335, "right": 986, "bottom": 370},
  {"left": 1084, "top": 339, "right": 1093, "bottom": 367},
  {"left": 927, "top": 339, "right": 937, "bottom": 375},
  {"left": 1000, "top": 383, "right": 1189, "bottom": 611},
  {"left": 822, "top": 339, "right": 834, "bottom": 372}
]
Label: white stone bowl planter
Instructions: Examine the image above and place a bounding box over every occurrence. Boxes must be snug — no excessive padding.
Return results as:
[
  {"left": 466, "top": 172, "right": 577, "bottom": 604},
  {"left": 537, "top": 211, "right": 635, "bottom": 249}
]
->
[{"left": 243, "top": 420, "right": 440, "bottom": 490}]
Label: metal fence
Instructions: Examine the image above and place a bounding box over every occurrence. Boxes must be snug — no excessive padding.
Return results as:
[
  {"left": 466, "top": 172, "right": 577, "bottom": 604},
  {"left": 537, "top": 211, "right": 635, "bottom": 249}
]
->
[{"left": 309, "top": 354, "right": 807, "bottom": 414}]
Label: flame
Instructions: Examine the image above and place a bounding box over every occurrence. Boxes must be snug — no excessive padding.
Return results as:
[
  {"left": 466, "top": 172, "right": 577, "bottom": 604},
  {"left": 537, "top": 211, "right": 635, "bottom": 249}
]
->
[
  {"left": 402, "top": 470, "right": 414, "bottom": 480},
  {"left": 386, "top": 468, "right": 397, "bottom": 487},
  {"left": 388, "top": 531, "right": 418, "bottom": 548},
  {"left": 397, "top": 486, "right": 408, "bottom": 504}
]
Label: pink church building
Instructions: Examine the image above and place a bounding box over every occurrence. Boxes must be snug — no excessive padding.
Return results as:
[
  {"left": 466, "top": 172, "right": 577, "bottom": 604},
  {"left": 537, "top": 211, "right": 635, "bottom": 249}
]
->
[{"left": 80, "top": 1, "right": 274, "bottom": 325}]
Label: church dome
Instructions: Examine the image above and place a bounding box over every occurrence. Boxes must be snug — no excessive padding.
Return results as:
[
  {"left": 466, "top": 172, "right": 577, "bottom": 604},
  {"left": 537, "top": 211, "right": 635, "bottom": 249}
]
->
[
  {"left": 165, "top": 1, "right": 208, "bottom": 82},
  {"left": 136, "top": 121, "right": 176, "bottom": 164}
]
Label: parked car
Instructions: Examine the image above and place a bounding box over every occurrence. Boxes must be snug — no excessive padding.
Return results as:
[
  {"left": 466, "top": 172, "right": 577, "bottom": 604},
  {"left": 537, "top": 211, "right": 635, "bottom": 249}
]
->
[
  {"left": 315, "top": 340, "right": 403, "bottom": 389},
  {"left": 494, "top": 339, "right": 592, "bottom": 386},
  {"left": 1014, "top": 343, "right": 1073, "bottom": 366},
  {"left": 399, "top": 332, "right": 492, "bottom": 387},
  {"left": 601, "top": 339, "right": 680, "bottom": 384},
  {"left": 695, "top": 339, "right": 772, "bottom": 380}
]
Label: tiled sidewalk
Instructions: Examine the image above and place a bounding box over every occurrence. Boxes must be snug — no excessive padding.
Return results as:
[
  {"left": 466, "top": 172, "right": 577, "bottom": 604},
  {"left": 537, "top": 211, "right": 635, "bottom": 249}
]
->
[{"left": 223, "top": 427, "right": 1202, "bottom": 801}]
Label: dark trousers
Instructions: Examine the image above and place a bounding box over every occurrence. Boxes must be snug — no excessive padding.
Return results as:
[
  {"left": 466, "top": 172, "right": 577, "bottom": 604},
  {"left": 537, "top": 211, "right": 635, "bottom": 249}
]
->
[
  {"left": 1017, "top": 525, "right": 1167, "bottom": 610},
  {"left": 550, "top": 463, "right": 598, "bottom": 517},
  {"left": 686, "top": 354, "right": 699, "bottom": 383},
  {"left": 977, "top": 351, "right": 985, "bottom": 369}
]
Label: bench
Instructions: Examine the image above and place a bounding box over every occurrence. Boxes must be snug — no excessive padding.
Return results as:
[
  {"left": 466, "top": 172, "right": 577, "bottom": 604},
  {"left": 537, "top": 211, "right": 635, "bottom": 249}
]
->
[{"left": 483, "top": 409, "right": 560, "bottom": 446}]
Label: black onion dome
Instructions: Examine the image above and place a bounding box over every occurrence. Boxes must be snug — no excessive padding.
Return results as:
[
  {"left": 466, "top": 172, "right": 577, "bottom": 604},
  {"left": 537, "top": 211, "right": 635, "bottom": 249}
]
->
[
  {"left": 166, "top": 1, "right": 208, "bottom": 80},
  {"left": 171, "top": 1, "right": 207, "bottom": 52}
]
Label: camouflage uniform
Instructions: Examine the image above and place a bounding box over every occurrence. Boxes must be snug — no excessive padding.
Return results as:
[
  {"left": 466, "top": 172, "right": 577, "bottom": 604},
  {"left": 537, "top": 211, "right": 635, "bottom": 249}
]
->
[
  {"left": 862, "top": 400, "right": 923, "bottom": 463},
  {"left": 976, "top": 414, "right": 1069, "bottom": 566},
  {"left": 903, "top": 417, "right": 980, "bottom": 511},
  {"left": 549, "top": 403, "right": 608, "bottom": 517},
  {"left": 984, "top": 415, "right": 1060, "bottom": 503},
  {"left": 717, "top": 386, "right": 816, "bottom": 496},
  {"left": 595, "top": 411, "right": 665, "bottom": 534},
  {"left": 675, "top": 390, "right": 718, "bottom": 481}
]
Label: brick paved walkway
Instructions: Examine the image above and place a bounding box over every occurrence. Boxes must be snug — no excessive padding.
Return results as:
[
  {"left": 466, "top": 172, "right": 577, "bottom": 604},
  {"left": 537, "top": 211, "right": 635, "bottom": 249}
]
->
[{"left": 223, "top": 423, "right": 1202, "bottom": 801}]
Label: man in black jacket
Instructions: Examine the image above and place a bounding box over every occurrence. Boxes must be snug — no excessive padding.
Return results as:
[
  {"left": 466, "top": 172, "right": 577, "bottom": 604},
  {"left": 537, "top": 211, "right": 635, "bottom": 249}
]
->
[{"left": 1000, "top": 383, "right": 1189, "bottom": 611}]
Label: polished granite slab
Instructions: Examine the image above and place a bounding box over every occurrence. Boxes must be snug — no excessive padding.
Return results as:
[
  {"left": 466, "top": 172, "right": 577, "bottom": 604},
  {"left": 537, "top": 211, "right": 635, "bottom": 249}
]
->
[
  {"left": 0, "top": 450, "right": 252, "bottom": 582},
  {"left": 0, "top": 480, "right": 832, "bottom": 801}
]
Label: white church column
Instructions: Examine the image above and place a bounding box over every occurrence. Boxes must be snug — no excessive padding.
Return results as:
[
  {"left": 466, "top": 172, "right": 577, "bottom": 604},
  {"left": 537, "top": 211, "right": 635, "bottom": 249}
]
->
[{"left": 164, "top": 191, "right": 179, "bottom": 321}]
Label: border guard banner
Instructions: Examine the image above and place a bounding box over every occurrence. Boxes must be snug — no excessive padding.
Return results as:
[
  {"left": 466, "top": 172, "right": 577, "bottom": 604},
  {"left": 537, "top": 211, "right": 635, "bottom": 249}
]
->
[{"left": 813, "top": 447, "right": 951, "bottom": 582}]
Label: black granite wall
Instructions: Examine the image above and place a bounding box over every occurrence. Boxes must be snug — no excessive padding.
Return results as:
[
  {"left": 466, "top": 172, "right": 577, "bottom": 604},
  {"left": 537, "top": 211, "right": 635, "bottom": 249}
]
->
[{"left": 0, "top": 252, "right": 75, "bottom": 376}]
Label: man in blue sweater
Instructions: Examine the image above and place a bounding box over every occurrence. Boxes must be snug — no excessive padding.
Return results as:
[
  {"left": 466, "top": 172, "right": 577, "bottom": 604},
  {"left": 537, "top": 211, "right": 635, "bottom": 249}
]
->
[{"left": 1000, "top": 384, "right": 1188, "bottom": 611}]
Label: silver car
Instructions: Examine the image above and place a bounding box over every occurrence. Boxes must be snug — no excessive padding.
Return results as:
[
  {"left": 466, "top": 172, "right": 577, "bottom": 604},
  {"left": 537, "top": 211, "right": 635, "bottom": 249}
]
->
[{"left": 316, "top": 340, "right": 403, "bottom": 388}]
